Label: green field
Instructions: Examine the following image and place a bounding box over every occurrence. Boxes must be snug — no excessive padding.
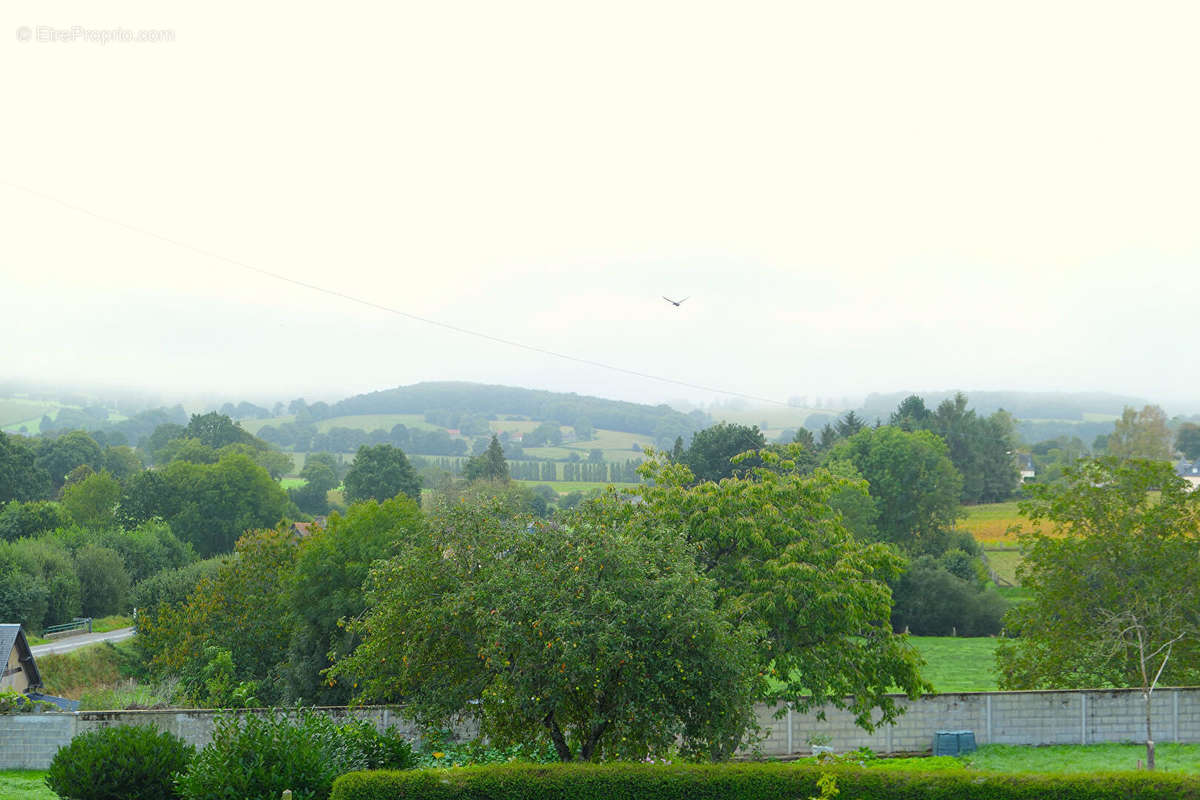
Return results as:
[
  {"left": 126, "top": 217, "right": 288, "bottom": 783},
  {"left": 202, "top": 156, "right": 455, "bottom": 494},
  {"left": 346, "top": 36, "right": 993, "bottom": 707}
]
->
[
  {"left": 0, "top": 771, "right": 53, "bottom": 800},
  {"left": 984, "top": 548, "right": 1024, "bottom": 585},
  {"left": 909, "top": 636, "right": 1000, "bottom": 693},
  {"left": 280, "top": 477, "right": 306, "bottom": 490},
  {"left": 0, "top": 399, "right": 61, "bottom": 433}
]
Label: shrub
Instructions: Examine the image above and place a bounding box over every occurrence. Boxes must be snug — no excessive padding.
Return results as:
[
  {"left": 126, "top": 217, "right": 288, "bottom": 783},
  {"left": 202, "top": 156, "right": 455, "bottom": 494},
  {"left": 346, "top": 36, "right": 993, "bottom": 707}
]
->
[
  {"left": 178, "top": 710, "right": 416, "bottom": 800},
  {"left": 45, "top": 724, "right": 193, "bottom": 800},
  {"left": 330, "top": 761, "right": 1200, "bottom": 800}
]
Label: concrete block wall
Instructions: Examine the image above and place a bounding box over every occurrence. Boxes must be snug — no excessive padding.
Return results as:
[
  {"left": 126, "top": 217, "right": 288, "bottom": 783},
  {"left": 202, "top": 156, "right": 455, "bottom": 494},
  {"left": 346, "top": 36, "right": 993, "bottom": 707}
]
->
[
  {"left": 2, "top": 689, "right": 1198, "bottom": 768},
  {"left": 767, "top": 688, "right": 1200, "bottom": 756}
]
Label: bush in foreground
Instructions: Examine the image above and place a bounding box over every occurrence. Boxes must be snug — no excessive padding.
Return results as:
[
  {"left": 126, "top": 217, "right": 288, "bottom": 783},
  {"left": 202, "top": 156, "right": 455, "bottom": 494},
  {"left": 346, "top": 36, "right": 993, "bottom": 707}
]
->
[
  {"left": 46, "top": 724, "right": 193, "bottom": 800},
  {"left": 178, "top": 710, "right": 415, "bottom": 800},
  {"left": 330, "top": 761, "right": 1200, "bottom": 800}
]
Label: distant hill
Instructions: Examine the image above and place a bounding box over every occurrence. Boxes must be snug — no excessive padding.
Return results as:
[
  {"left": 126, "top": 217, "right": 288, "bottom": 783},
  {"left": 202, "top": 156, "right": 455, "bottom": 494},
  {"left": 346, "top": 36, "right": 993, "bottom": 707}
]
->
[
  {"left": 859, "top": 391, "right": 1148, "bottom": 422},
  {"left": 333, "top": 381, "right": 709, "bottom": 445}
]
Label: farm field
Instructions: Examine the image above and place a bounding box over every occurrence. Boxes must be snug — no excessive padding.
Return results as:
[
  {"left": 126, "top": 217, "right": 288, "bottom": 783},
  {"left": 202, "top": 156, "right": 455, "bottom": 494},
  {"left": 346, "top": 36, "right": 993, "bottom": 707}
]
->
[
  {"left": 961, "top": 501, "right": 1026, "bottom": 545},
  {"left": 0, "top": 771, "right": 53, "bottom": 800}
]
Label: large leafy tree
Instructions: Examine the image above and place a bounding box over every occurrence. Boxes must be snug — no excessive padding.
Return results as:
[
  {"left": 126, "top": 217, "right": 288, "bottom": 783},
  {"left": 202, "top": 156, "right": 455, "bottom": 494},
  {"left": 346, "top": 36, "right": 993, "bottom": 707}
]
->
[
  {"left": 0, "top": 432, "right": 51, "bottom": 504},
  {"left": 1106, "top": 405, "right": 1172, "bottom": 461},
  {"left": 119, "top": 453, "right": 290, "bottom": 556},
  {"left": 630, "top": 447, "right": 927, "bottom": 729},
  {"left": 462, "top": 435, "right": 509, "bottom": 482},
  {"left": 1178, "top": 423, "right": 1200, "bottom": 461},
  {"left": 996, "top": 458, "right": 1200, "bottom": 768},
  {"left": 681, "top": 422, "right": 765, "bottom": 483},
  {"left": 139, "top": 527, "right": 299, "bottom": 704},
  {"left": 333, "top": 499, "right": 761, "bottom": 761},
  {"left": 34, "top": 431, "right": 103, "bottom": 490},
  {"left": 343, "top": 444, "right": 420, "bottom": 504},
  {"left": 829, "top": 426, "right": 962, "bottom": 553},
  {"left": 284, "top": 496, "right": 425, "bottom": 704}
]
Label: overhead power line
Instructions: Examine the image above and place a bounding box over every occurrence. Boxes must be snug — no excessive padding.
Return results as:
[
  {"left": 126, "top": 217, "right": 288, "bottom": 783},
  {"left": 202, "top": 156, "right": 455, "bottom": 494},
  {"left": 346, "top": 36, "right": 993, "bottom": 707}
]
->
[{"left": 3, "top": 181, "right": 788, "bottom": 406}]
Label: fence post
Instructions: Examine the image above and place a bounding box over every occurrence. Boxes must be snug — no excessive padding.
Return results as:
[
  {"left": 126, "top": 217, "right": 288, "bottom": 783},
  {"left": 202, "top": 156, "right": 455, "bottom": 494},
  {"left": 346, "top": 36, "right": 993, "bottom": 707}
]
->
[
  {"left": 1080, "top": 693, "right": 1087, "bottom": 745},
  {"left": 785, "top": 704, "right": 793, "bottom": 755}
]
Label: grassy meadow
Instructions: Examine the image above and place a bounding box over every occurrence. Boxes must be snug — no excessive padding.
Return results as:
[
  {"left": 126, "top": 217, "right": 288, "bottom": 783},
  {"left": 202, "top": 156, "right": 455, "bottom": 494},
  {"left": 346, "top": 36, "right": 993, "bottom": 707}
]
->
[{"left": 909, "top": 636, "right": 1000, "bottom": 693}]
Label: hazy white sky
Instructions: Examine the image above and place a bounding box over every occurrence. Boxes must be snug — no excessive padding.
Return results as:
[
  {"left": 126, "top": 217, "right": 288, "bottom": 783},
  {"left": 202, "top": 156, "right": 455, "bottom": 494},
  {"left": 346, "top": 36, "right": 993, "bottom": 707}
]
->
[{"left": 3, "top": 2, "right": 1198, "bottom": 410}]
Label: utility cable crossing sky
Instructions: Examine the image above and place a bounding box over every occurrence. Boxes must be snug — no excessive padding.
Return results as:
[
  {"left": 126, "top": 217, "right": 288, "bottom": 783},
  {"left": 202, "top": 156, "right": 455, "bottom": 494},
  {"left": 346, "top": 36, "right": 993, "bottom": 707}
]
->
[{"left": 4, "top": 181, "right": 789, "bottom": 406}]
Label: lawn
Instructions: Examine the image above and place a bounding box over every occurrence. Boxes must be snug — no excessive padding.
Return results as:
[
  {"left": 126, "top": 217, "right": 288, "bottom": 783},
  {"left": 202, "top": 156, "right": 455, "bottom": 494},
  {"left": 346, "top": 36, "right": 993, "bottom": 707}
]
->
[
  {"left": 875, "top": 743, "right": 1200, "bottom": 774},
  {"left": 0, "top": 771, "right": 54, "bottom": 800},
  {"left": 908, "top": 636, "right": 999, "bottom": 693}
]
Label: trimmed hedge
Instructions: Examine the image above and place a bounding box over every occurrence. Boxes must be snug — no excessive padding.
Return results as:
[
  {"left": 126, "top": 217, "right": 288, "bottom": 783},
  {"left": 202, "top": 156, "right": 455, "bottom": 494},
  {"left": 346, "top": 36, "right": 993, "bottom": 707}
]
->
[{"left": 330, "top": 761, "right": 1200, "bottom": 800}]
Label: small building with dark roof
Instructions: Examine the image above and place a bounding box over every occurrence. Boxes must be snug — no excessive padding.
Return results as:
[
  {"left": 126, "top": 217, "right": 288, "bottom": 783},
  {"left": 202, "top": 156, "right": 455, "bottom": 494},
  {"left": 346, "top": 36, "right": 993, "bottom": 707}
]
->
[{"left": 0, "top": 624, "right": 41, "bottom": 693}]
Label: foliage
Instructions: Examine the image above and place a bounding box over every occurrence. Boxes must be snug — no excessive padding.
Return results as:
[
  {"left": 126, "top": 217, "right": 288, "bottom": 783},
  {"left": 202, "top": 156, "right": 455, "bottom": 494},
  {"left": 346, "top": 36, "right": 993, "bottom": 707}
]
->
[
  {"left": 290, "top": 456, "right": 340, "bottom": 515},
  {"left": 461, "top": 435, "right": 510, "bottom": 482},
  {"left": 413, "top": 727, "right": 557, "bottom": 768},
  {"left": 1106, "top": 405, "right": 1172, "bottom": 461},
  {"left": 119, "top": 453, "right": 291, "bottom": 556},
  {"left": 997, "top": 458, "right": 1200, "bottom": 690},
  {"left": 343, "top": 445, "right": 420, "bottom": 504},
  {"left": 330, "top": 761, "right": 1200, "bottom": 800},
  {"left": 0, "top": 541, "right": 50, "bottom": 631},
  {"left": 285, "top": 497, "right": 425, "bottom": 704},
  {"left": 34, "top": 431, "right": 103, "bottom": 490},
  {"left": 829, "top": 426, "right": 963, "bottom": 553},
  {"left": 138, "top": 528, "right": 298, "bottom": 703},
  {"left": 890, "top": 555, "right": 1006, "bottom": 636},
  {"left": 0, "top": 500, "right": 69, "bottom": 541},
  {"left": 632, "top": 447, "right": 927, "bottom": 729},
  {"left": 0, "top": 688, "right": 58, "bottom": 713},
  {"left": 13, "top": 536, "right": 81, "bottom": 626},
  {"left": 129, "top": 557, "right": 225, "bottom": 615},
  {"left": 681, "top": 422, "right": 766, "bottom": 483},
  {"left": 37, "top": 640, "right": 140, "bottom": 699},
  {"left": 1178, "top": 423, "right": 1200, "bottom": 461},
  {"left": 332, "top": 498, "right": 761, "bottom": 761},
  {"left": 45, "top": 724, "right": 193, "bottom": 800},
  {"left": 0, "top": 433, "right": 52, "bottom": 503},
  {"left": 85, "top": 520, "right": 195, "bottom": 584},
  {"left": 177, "top": 710, "right": 415, "bottom": 800},
  {"left": 60, "top": 470, "right": 121, "bottom": 529},
  {"left": 74, "top": 544, "right": 130, "bottom": 617}
]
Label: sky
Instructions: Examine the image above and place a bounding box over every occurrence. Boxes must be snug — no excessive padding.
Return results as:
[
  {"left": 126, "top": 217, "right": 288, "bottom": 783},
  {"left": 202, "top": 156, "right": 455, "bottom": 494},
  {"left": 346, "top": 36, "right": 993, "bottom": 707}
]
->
[{"left": 2, "top": 2, "right": 1199, "bottom": 411}]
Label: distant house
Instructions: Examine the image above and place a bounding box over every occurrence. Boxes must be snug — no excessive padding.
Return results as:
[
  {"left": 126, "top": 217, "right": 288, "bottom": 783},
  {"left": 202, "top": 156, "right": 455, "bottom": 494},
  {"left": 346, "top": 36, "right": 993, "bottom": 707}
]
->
[
  {"left": 1015, "top": 453, "right": 1036, "bottom": 482},
  {"left": 0, "top": 624, "right": 41, "bottom": 693},
  {"left": 290, "top": 516, "right": 328, "bottom": 538},
  {"left": 1177, "top": 460, "right": 1200, "bottom": 491}
]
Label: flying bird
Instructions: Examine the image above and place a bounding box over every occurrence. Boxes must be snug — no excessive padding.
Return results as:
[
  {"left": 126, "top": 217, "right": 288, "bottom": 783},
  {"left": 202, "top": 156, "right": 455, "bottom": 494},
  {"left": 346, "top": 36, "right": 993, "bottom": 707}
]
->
[{"left": 663, "top": 296, "right": 689, "bottom": 307}]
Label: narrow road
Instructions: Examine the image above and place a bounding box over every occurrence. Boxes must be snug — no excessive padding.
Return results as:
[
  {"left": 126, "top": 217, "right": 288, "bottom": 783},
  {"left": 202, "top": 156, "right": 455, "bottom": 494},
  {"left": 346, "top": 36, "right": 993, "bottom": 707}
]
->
[{"left": 31, "top": 627, "right": 135, "bottom": 657}]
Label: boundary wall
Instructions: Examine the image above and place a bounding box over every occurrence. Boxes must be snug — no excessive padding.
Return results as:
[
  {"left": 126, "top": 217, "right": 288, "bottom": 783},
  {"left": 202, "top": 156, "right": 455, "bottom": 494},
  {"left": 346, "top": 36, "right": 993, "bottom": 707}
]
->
[{"left": 0, "top": 688, "right": 1194, "bottom": 769}]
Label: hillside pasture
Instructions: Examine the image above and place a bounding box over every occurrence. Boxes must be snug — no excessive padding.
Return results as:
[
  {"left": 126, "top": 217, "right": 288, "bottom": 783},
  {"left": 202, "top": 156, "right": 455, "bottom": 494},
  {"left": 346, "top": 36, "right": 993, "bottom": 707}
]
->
[
  {"left": 514, "top": 479, "right": 639, "bottom": 494},
  {"left": 0, "top": 399, "right": 61, "bottom": 432},
  {"left": 315, "top": 413, "right": 439, "bottom": 433}
]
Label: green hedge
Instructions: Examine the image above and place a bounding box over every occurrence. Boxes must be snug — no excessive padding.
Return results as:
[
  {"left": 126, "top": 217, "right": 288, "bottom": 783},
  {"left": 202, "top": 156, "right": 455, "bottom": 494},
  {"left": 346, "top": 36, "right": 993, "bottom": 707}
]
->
[{"left": 330, "top": 761, "right": 1200, "bottom": 800}]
